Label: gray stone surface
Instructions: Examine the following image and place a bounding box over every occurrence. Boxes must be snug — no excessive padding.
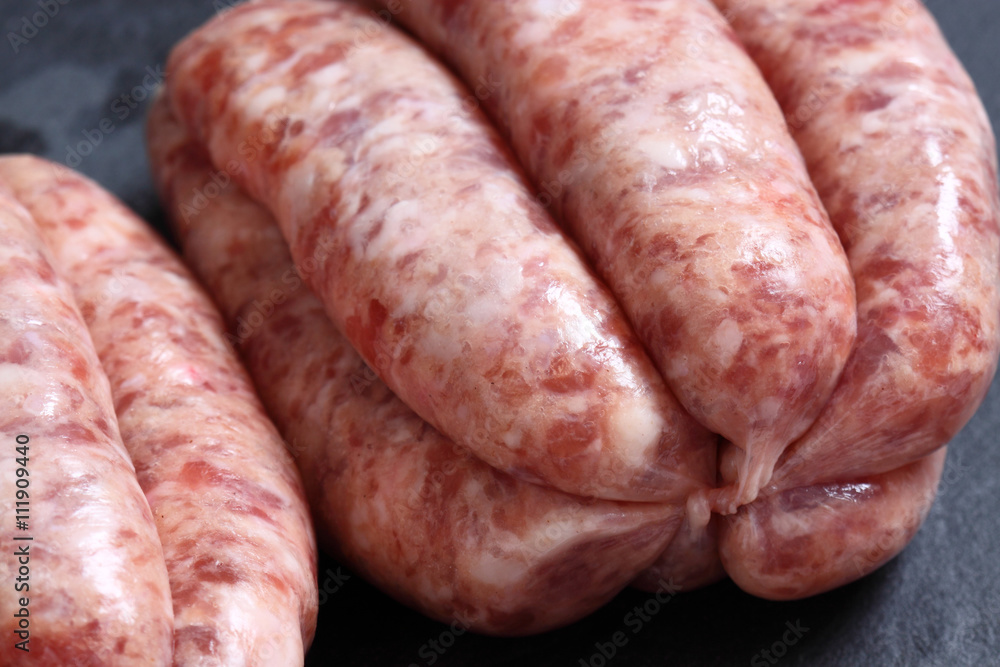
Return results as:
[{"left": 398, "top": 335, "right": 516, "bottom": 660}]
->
[{"left": 1, "top": 0, "right": 997, "bottom": 665}]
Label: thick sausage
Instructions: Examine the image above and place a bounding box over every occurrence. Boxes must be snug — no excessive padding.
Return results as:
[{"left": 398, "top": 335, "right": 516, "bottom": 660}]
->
[
  {"left": 0, "top": 155, "right": 319, "bottom": 666},
  {"left": 374, "top": 0, "right": 858, "bottom": 511},
  {"left": 162, "top": 0, "right": 715, "bottom": 503},
  {"left": 0, "top": 181, "right": 173, "bottom": 664},
  {"left": 708, "top": 0, "right": 1000, "bottom": 597},
  {"left": 721, "top": 448, "right": 947, "bottom": 600},
  {"left": 713, "top": 0, "right": 1000, "bottom": 488},
  {"left": 147, "top": 94, "right": 686, "bottom": 635}
]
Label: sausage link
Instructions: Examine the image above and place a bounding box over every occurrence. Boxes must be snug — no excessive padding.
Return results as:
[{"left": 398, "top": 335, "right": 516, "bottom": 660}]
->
[
  {"left": 708, "top": 0, "right": 1000, "bottom": 597},
  {"left": 375, "top": 0, "right": 858, "bottom": 511},
  {"left": 0, "top": 180, "right": 173, "bottom": 665},
  {"left": 719, "top": 448, "right": 946, "bottom": 600},
  {"left": 713, "top": 0, "right": 1000, "bottom": 488},
  {"left": 161, "top": 0, "right": 716, "bottom": 503},
  {"left": 630, "top": 512, "right": 725, "bottom": 592},
  {"left": 0, "top": 156, "right": 318, "bottom": 666},
  {"left": 148, "top": 94, "right": 685, "bottom": 635}
]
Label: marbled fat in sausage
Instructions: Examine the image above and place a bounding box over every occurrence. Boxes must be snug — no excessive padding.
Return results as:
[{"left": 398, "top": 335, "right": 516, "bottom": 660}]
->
[
  {"left": 712, "top": 0, "right": 1000, "bottom": 489},
  {"left": 0, "top": 180, "right": 173, "bottom": 665},
  {"left": 707, "top": 0, "right": 1000, "bottom": 597},
  {"left": 376, "top": 0, "right": 858, "bottom": 511},
  {"left": 161, "top": 0, "right": 716, "bottom": 503},
  {"left": 721, "top": 448, "right": 947, "bottom": 600},
  {"left": 0, "top": 155, "right": 318, "bottom": 665},
  {"left": 148, "top": 95, "right": 687, "bottom": 635}
]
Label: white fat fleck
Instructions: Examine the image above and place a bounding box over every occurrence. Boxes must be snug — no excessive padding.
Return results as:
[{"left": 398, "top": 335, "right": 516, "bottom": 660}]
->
[
  {"left": 860, "top": 110, "right": 888, "bottom": 136},
  {"left": 533, "top": 0, "right": 580, "bottom": 17},
  {"left": 242, "top": 51, "right": 270, "bottom": 73},
  {"left": 414, "top": 329, "right": 464, "bottom": 371},
  {"left": 374, "top": 496, "right": 391, "bottom": 529},
  {"left": 769, "top": 505, "right": 816, "bottom": 536},
  {"left": 280, "top": 159, "right": 320, "bottom": 225},
  {"left": 607, "top": 398, "right": 665, "bottom": 468},
  {"left": 346, "top": 507, "right": 371, "bottom": 554},
  {"left": 466, "top": 550, "right": 525, "bottom": 589},
  {"left": 338, "top": 93, "right": 364, "bottom": 111},
  {"left": 117, "top": 372, "right": 147, "bottom": 395},
  {"left": 455, "top": 257, "right": 526, "bottom": 328},
  {"left": 368, "top": 199, "right": 427, "bottom": 258},
  {"left": 839, "top": 49, "right": 899, "bottom": 81},
  {"left": 244, "top": 85, "right": 288, "bottom": 120},
  {"left": 487, "top": 257, "right": 527, "bottom": 302},
  {"left": 639, "top": 136, "right": 689, "bottom": 171},
  {"left": 669, "top": 355, "right": 690, "bottom": 379},
  {"left": 670, "top": 186, "right": 715, "bottom": 203},
  {"left": 769, "top": 174, "right": 804, "bottom": 199},
  {"left": 0, "top": 365, "right": 30, "bottom": 401},
  {"left": 304, "top": 60, "right": 347, "bottom": 89},
  {"left": 699, "top": 141, "right": 729, "bottom": 168},
  {"left": 163, "top": 363, "right": 202, "bottom": 387},
  {"left": 709, "top": 318, "right": 743, "bottom": 369},
  {"left": 502, "top": 427, "right": 524, "bottom": 450},
  {"left": 82, "top": 532, "right": 132, "bottom": 606},
  {"left": 367, "top": 110, "right": 417, "bottom": 146},
  {"left": 753, "top": 397, "right": 782, "bottom": 424}
]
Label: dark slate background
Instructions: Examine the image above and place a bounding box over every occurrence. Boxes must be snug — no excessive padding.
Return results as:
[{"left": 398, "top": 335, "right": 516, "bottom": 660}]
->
[{"left": 2, "top": 1, "right": 998, "bottom": 665}]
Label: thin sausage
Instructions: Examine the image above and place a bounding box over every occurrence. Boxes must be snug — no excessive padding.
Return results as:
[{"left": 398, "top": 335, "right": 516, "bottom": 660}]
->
[
  {"left": 147, "top": 94, "right": 687, "bottom": 635},
  {"left": 0, "top": 155, "right": 319, "bottom": 665},
  {"left": 0, "top": 179, "right": 173, "bottom": 665},
  {"left": 162, "top": 0, "right": 715, "bottom": 503}
]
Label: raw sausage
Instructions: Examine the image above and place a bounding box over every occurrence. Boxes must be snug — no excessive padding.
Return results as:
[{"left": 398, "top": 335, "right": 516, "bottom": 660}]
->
[
  {"left": 374, "top": 0, "right": 858, "bottom": 511},
  {"left": 713, "top": 0, "right": 1000, "bottom": 488},
  {"left": 721, "top": 448, "right": 947, "bottom": 599},
  {"left": 148, "top": 94, "right": 686, "bottom": 635},
  {"left": 0, "top": 155, "right": 319, "bottom": 665},
  {"left": 0, "top": 180, "right": 173, "bottom": 665},
  {"left": 162, "top": 0, "right": 716, "bottom": 503},
  {"left": 708, "top": 0, "right": 1000, "bottom": 597}
]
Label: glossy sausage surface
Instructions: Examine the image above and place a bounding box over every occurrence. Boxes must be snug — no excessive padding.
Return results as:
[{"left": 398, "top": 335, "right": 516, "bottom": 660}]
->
[
  {"left": 375, "top": 0, "right": 858, "bottom": 511},
  {"left": 162, "top": 0, "right": 715, "bottom": 503},
  {"left": 148, "top": 94, "right": 685, "bottom": 636},
  {"left": 0, "top": 155, "right": 319, "bottom": 666},
  {"left": 0, "top": 175, "right": 173, "bottom": 666},
  {"left": 707, "top": 0, "right": 1000, "bottom": 597},
  {"left": 713, "top": 0, "right": 1000, "bottom": 489}
]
